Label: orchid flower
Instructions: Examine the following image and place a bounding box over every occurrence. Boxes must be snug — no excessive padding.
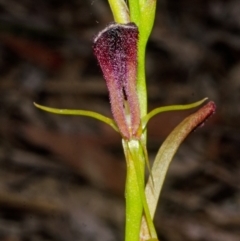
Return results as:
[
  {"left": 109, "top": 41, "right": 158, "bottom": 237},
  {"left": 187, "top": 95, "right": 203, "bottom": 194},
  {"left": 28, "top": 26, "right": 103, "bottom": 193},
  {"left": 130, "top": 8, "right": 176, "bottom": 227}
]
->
[{"left": 35, "top": 1, "right": 216, "bottom": 241}]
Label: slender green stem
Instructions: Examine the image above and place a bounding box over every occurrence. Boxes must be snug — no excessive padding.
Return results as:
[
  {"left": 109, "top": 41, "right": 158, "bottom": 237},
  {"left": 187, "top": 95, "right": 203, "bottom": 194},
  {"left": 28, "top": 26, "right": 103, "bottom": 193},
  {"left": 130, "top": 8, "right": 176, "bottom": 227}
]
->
[
  {"left": 136, "top": 0, "right": 157, "bottom": 126},
  {"left": 123, "top": 139, "right": 144, "bottom": 241},
  {"left": 137, "top": 30, "right": 148, "bottom": 148},
  {"left": 137, "top": 38, "right": 148, "bottom": 119},
  {"left": 123, "top": 139, "right": 157, "bottom": 241},
  {"left": 128, "top": 140, "right": 157, "bottom": 239},
  {"left": 139, "top": 0, "right": 157, "bottom": 43},
  {"left": 128, "top": 0, "right": 140, "bottom": 25}
]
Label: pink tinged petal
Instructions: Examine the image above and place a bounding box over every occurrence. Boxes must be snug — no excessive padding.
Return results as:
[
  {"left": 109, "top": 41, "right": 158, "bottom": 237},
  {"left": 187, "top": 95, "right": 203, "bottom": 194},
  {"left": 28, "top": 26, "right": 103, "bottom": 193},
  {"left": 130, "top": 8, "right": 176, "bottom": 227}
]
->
[
  {"left": 191, "top": 101, "right": 216, "bottom": 132},
  {"left": 140, "top": 101, "right": 216, "bottom": 240},
  {"left": 93, "top": 23, "right": 140, "bottom": 139}
]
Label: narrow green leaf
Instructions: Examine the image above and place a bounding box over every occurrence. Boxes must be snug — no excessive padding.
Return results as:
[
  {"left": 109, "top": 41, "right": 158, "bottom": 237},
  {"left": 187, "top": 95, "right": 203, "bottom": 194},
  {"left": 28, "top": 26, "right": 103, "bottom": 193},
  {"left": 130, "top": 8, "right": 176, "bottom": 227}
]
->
[
  {"left": 34, "top": 103, "right": 118, "bottom": 132},
  {"left": 142, "top": 98, "right": 208, "bottom": 129}
]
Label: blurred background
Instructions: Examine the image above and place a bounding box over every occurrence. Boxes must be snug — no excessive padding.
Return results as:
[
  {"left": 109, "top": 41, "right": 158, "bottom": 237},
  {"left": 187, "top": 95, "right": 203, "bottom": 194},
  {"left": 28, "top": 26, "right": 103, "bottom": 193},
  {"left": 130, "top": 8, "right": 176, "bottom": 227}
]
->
[{"left": 0, "top": 0, "right": 240, "bottom": 241}]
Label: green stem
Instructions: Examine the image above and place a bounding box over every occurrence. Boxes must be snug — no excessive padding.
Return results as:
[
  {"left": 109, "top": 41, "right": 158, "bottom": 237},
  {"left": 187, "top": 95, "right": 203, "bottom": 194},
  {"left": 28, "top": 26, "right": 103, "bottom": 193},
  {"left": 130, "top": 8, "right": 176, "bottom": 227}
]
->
[
  {"left": 123, "top": 139, "right": 144, "bottom": 241},
  {"left": 137, "top": 38, "right": 147, "bottom": 119},
  {"left": 123, "top": 139, "right": 157, "bottom": 241},
  {"left": 128, "top": 0, "right": 140, "bottom": 25},
  {"left": 137, "top": 34, "right": 148, "bottom": 148}
]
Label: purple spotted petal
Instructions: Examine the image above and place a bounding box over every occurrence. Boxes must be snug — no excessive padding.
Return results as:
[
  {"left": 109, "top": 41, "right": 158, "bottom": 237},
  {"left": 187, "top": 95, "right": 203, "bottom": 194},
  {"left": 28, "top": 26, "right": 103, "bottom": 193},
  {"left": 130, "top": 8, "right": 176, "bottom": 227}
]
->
[{"left": 93, "top": 23, "right": 140, "bottom": 139}]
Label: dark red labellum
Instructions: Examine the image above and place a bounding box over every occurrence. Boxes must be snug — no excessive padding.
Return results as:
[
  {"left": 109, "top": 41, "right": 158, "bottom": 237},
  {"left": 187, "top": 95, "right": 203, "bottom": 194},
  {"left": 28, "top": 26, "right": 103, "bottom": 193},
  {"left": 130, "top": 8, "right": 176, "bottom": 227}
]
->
[{"left": 93, "top": 23, "right": 140, "bottom": 139}]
